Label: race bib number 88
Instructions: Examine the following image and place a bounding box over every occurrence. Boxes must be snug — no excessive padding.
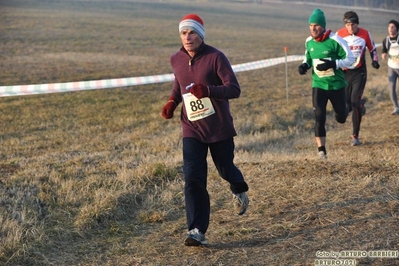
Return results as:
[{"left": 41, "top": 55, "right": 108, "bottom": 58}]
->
[{"left": 183, "top": 93, "right": 215, "bottom": 121}]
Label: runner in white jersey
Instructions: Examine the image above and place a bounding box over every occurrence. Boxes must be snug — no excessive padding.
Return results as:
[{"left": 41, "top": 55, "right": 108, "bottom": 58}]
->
[
  {"left": 381, "top": 20, "right": 399, "bottom": 115},
  {"left": 336, "top": 11, "right": 380, "bottom": 146}
]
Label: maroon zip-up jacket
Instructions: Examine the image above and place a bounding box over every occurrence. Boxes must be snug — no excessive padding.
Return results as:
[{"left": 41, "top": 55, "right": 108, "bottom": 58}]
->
[{"left": 169, "top": 42, "right": 241, "bottom": 143}]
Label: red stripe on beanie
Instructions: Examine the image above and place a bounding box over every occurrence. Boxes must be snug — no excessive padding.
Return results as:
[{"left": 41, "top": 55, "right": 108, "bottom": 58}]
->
[
  {"left": 179, "top": 13, "right": 205, "bottom": 39},
  {"left": 180, "top": 14, "right": 204, "bottom": 25}
]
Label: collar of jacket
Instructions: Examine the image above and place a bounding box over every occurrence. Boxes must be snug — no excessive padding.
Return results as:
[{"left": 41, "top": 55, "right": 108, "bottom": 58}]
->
[
  {"left": 314, "top": 29, "right": 331, "bottom": 42},
  {"left": 180, "top": 41, "right": 206, "bottom": 57}
]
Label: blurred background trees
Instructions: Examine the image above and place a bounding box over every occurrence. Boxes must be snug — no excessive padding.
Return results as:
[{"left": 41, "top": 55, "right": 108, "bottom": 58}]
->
[{"left": 231, "top": 0, "right": 398, "bottom": 10}]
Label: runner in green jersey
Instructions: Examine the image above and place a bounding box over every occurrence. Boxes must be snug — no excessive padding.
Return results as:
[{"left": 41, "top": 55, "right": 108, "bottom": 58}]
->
[{"left": 298, "top": 8, "right": 355, "bottom": 159}]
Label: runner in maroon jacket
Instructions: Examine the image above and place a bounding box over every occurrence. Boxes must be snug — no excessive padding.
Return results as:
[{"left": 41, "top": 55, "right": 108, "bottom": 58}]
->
[
  {"left": 161, "top": 13, "right": 249, "bottom": 247},
  {"left": 336, "top": 11, "right": 380, "bottom": 146}
]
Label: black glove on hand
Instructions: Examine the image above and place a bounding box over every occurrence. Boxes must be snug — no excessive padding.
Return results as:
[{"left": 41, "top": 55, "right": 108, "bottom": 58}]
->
[
  {"left": 316, "top": 59, "right": 336, "bottom": 71},
  {"left": 298, "top": 63, "right": 309, "bottom": 75},
  {"left": 372, "top": 60, "right": 380, "bottom": 69}
]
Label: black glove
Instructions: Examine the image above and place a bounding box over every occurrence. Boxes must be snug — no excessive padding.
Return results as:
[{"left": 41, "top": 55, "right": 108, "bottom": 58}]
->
[
  {"left": 316, "top": 59, "right": 336, "bottom": 71},
  {"left": 371, "top": 60, "right": 380, "bottom": 69},
  {"left": 298, "top": 63, "right": 309, "bottom": 75}
]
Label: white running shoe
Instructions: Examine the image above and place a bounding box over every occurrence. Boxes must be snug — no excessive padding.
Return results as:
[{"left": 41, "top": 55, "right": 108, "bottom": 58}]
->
[
  {"left": 318, "top": 151, "right": 327, "bottom": 159},
  {"left": 351, "top": 137, "right": 360, "bottom": 146},
  {"left": 233, "top": 192, "right": 249, "bottom": 215},
  {"left": 184, "top": 228, "right": 208, "bottom": 246}
]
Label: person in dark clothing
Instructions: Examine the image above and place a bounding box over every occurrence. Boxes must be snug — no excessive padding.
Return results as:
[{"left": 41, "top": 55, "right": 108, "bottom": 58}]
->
[
  {"left": 298, "top": 9, "right": 355, "bottom": 159},
  {"left": 381, "top": 19, "right": 399, "bottom": 115},
  {"left": 161, "top": 13, "right": 249, "bottom": 246},
  {"left": 336, "top": 11, "right": 380, "bottom": 146}
]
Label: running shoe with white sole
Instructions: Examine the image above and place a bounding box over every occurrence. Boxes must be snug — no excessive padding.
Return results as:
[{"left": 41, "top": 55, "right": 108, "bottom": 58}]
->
[
  {"left": 318, "top": 151, "right": 327, "bottom": 159},
  {"left": 391, "top": 107, "right": 399, "bottom": 115},
  {"left": 184, "top": 228, "right": 208, "bottom": 246},
  {"left": 351, "top": 136, "right": 360, "bottom": 146},
  {"left": 233, "top": 192, "right": 249, "bottom": 215}
]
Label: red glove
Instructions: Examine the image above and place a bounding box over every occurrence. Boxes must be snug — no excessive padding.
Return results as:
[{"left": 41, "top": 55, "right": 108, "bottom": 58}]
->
[
  {"left": 190, "top": 84, "right": 210, "bottom": 99},
  {"left": 161, "top": 97, "right": 177, "bottom": 119}
]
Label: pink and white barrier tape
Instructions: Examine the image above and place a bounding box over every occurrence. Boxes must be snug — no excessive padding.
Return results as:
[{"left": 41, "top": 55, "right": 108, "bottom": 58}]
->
[{"left": 0, "top": 55, "right": 305, "bottom": 97}]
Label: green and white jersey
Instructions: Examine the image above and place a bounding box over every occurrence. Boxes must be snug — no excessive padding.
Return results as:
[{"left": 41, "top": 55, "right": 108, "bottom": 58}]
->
[{"left": 304, "top": 32, "right": 355, "bottom": 90}]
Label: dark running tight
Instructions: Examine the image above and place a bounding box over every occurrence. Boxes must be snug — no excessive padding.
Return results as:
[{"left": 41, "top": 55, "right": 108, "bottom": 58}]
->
[
  {"left": 312, "top": 87, "right": 348, "bottom": 137},
  {"left": 344, "top": 67, "right": 367, "bottom": 137},
  {"left": 388, "top": 67, "right": 399, "bottom": 109}
]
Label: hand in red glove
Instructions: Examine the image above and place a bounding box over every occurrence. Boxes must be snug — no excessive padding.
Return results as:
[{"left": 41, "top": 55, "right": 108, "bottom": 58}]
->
[
  {"left": 161, "top": 98, "right": 177, "bottom": 119},
  {"left": 190, "top": 84, "right": 210, "bottom": 99}
]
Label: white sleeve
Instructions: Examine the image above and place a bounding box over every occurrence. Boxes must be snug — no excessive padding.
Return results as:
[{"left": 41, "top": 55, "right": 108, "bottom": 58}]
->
[{"left": 331, "top": 34, "right": 356, "bottom": 69}]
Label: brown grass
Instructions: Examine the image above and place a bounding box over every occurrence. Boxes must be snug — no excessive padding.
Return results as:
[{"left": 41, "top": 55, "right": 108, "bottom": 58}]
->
[{"left": 0, "top": 0, "right": 398, "bottom": 265}]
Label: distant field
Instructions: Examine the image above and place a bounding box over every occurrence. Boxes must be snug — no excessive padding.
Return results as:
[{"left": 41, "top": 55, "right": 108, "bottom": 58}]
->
[
  {"left": 0, "top": 1, "right": 398, "bottom": 265},
  {"left": 0, "top": 0, "right": 392, "bottom": 86}
]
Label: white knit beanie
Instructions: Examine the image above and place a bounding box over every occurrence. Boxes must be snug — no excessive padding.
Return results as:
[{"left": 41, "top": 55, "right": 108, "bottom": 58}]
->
[{"left": 179, "top": 13, "right": 205, "bottom": 39}]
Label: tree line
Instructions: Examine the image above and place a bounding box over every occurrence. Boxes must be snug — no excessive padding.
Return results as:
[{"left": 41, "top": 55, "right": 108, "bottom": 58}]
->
[{"left": 284, "top": 0, "right": 398, "bottom": 9}]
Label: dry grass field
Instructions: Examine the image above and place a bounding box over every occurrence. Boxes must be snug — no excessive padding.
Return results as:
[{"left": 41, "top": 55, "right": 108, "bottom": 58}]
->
[{"left": 0, "top": 0, "right": 398, "bottom": 265}]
